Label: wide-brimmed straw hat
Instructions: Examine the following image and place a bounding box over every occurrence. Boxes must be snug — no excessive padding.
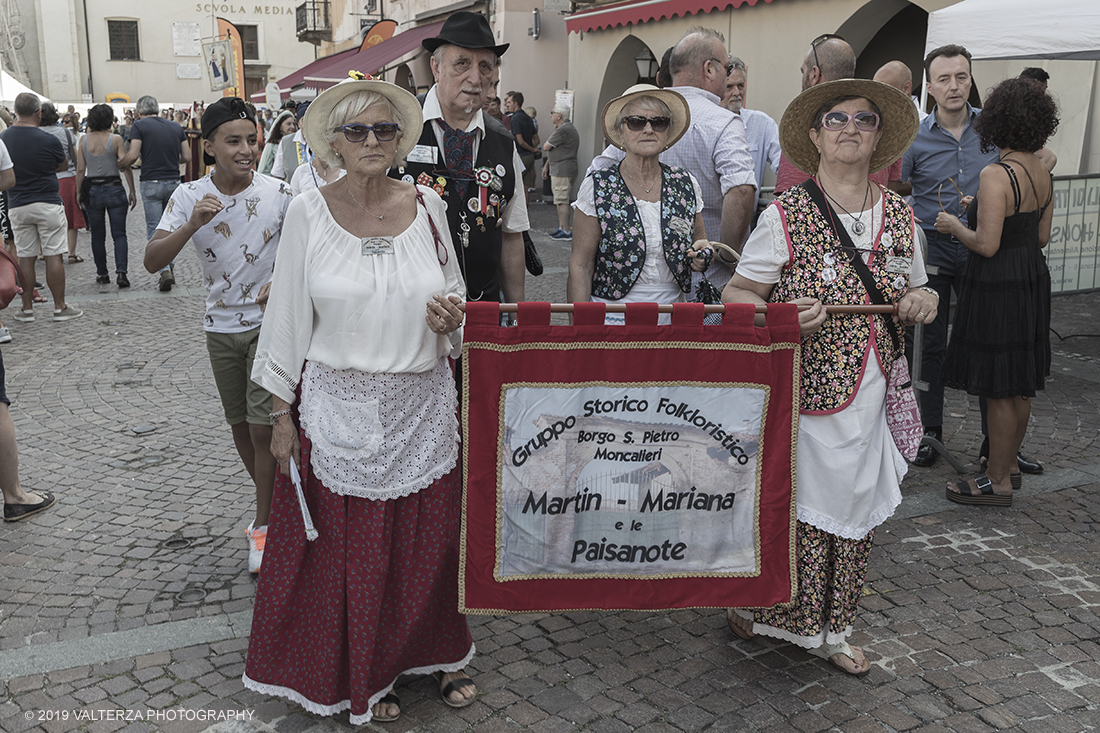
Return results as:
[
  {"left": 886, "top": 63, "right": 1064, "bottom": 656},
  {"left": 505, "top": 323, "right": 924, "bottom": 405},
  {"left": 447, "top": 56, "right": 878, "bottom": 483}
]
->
[
  {"left": 301, "top": 75, "right": 424, "bottom": 163},
  {"left": 601, "top": 84, "right": 690, "bottom": 152},
  {"left": 779, "top": 78, "right": 919, "bottom": 175}
]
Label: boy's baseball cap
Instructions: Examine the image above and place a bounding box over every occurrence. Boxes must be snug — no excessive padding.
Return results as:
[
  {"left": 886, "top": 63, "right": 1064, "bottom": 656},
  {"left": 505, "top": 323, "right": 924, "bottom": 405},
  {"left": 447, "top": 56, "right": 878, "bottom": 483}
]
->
[{"left": 201, "top": 97, "right": 256, "bottom": 165}]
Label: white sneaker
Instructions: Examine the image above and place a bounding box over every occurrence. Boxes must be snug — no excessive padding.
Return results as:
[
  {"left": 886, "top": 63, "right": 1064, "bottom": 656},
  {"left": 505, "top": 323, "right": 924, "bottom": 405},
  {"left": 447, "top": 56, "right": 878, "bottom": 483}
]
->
[
  {"left": 0, "top": 327, "right": 10, "bottom": 344},
  {"left": 245, "top": 521, "right": 267, "bottom": 574}
]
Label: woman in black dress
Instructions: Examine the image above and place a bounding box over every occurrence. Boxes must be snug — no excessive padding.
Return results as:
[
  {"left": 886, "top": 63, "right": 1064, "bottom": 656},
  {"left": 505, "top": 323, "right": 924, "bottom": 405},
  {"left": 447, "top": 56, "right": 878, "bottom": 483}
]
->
[{"left": 935, "top": 77, "right": 1059, "bottom": 507}]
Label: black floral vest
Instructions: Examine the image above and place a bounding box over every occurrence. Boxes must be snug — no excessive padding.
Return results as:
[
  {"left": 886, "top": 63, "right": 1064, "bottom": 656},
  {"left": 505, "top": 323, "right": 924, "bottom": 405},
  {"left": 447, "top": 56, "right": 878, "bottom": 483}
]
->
[{"left": 590, "top": 163, "right": 697, "bottom": 300}]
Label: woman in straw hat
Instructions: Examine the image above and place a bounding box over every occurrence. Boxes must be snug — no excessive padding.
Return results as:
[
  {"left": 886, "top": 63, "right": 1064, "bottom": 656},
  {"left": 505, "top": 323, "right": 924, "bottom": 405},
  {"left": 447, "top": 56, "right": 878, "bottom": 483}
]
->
[
  {"left": 567, "top": 84, "right": 714, "bottom": 324},
  {"left": 244, "top": 77, "right": 475, "bottom": 724},
  {"left": 936, "top": 76, "right": 1059, "bottom": 506},
  {"left": 723, "top": 79, "right": 938, "bottom": 675}
]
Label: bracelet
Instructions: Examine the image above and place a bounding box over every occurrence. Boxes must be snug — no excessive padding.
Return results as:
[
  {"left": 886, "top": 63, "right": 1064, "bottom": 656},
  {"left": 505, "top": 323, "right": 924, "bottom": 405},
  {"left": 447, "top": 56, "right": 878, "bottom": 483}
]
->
[
  {"left": 270, "top": 408, "right": 292, "bottom": 422},
  {"left": 917, "top": 286, "right": 940, "bottom": 301}
]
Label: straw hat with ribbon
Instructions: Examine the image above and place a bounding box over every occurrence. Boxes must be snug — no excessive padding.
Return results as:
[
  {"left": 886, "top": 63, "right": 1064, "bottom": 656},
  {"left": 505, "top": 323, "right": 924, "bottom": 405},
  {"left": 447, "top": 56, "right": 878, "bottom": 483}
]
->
[
  {"left": 601, "top": 84, "right": 691, "bottom": 152},
  {"left": 779, "top": 78, "right": 919, "bottom": 175},
  {"left": 301, "top": 71, "right": 424, "bottom": 165}
]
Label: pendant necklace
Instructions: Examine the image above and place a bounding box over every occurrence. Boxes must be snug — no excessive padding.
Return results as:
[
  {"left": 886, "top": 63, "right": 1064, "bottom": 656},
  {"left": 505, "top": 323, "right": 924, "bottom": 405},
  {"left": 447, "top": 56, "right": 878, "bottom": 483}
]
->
[
  {"left": 346, "top": 179, "right": 385, "bottom": 221},
  {"left": 625, "top": 167, "right": 658, "bottom": 195},
  {"left": 821, "top": 180, "right": 871, "bottom": 236}
]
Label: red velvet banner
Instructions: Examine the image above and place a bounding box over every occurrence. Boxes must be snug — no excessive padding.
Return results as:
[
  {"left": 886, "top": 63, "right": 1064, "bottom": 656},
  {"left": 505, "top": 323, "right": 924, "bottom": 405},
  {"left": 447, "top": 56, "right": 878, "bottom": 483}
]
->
[{"left": 460, "top": 302, "right": 800, "bottom": 614}]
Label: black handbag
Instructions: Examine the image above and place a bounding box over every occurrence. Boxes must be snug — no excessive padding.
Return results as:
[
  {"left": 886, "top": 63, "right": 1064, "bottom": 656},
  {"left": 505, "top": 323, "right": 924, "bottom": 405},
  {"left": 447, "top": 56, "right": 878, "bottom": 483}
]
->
[{"left": 523, "top": 232, "right": 543, "bottom": 277}]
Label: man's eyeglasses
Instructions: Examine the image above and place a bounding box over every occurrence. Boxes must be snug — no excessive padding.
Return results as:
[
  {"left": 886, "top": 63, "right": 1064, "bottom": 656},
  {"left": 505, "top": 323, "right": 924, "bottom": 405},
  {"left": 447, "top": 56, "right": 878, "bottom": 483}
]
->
[
  {"left": 623, "top": 115, "right": 671, "bottom": 132},
  {"left": 820, "top": 110, "right": 880, "bottom": 132},
  {"left": 709, "top": 57, "right": 733, "bottom": 77},
  {"left": 337, "top": 123, "right": 399, "bottom": 143},
  {"left": 810, "top": 33, "right": 846, "bottom": 75}
]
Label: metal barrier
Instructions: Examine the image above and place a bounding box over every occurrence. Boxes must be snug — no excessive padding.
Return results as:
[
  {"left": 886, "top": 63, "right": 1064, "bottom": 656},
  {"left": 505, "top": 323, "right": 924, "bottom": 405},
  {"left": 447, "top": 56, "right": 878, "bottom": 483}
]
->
[{"left": 1049, "top": 173, "right": 1100, "bottom": 293}]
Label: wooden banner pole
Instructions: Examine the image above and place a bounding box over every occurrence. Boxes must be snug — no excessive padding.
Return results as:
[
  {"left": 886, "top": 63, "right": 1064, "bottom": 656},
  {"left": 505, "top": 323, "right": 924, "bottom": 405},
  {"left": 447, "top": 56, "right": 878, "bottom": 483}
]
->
[{"left": 494, "top": 303, "right": 897, "bottom": 315}]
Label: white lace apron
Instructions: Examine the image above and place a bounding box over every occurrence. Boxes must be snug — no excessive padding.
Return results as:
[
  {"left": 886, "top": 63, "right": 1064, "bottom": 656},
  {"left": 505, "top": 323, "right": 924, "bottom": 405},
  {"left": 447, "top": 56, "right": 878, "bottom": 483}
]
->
[{"left": 298, "top": 357, "right": 459, "bottom": 501}]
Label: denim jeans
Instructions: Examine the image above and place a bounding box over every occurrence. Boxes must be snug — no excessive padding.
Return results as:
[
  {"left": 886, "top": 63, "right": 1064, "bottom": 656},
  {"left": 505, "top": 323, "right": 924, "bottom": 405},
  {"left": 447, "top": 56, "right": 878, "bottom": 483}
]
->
[
  {"left": 917, "top": 229, "right": 972, "bottom": 429},
  {"left": 141, "top": 179, "right": 180, "bottom": 273},
  {"left": 86, "top": 184, "right": 129, "bottom": 276}
]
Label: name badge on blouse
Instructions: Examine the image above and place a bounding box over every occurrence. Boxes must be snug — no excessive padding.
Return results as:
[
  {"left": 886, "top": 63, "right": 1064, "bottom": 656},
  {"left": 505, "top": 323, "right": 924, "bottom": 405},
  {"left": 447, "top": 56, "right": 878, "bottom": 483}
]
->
[
  {"left": 361, "top": 237, "right": 395, "bottom": 256},
  {"left": 669, "top": 216, "right": 692, "bottom": 236},
  {"left": 407, "top": 145, "right": 438, "bottom": 165},
  {"left": 885, "top": 256, "right": 911, "bottom": 274}
]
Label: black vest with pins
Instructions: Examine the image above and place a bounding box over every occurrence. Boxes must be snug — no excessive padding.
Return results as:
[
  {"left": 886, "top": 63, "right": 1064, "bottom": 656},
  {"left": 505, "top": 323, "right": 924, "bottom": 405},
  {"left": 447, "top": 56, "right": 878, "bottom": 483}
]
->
[{"left": 391, "top": 121, "right": 517, "bottom": 302}]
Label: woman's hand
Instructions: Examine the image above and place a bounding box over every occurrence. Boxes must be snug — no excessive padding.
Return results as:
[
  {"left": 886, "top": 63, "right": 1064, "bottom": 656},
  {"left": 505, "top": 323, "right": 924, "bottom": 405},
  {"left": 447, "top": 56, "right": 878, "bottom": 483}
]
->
[
  {"left": 934, "top": 211, "right": 962, "bottom": 236},
  {"left": 688, "top": 240, "right": 713, "bottom": 273},
  {"left": 959, "top": 195, "right": 974, "bottom": 212},
  {"left": 128, "top": 189, "right": 137, "bottom": 210},
  {"left": 271, "top": 416, "right": 300, "bottom": 477},
  {"left": 426, "top": 294, "right": 465, "bottom": 335},
  {"left": 792, "top": 296, "right": 827, "bottom": 338},
  {"left": 896, "top": 288, "right": 939, "bottom": 326}
]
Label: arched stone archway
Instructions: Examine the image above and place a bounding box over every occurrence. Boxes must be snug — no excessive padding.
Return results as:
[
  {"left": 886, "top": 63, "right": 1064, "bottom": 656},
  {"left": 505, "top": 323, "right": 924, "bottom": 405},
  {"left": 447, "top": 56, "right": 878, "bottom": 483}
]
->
[{"left": 593, "top": 36, "right": 659, "bottom": 151}]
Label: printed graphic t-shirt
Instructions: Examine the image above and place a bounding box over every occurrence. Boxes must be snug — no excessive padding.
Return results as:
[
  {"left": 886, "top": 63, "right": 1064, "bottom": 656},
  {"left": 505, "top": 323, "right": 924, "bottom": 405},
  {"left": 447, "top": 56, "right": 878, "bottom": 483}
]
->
[{"left": 157, "top": 173, "right": 293, "bottom": 333}]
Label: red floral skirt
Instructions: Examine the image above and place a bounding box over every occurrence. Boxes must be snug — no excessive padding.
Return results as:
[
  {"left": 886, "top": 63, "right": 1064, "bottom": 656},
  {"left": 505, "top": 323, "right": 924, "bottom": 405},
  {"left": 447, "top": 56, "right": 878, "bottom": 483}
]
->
[{"left": 243, "top": 430, "right": 474, "bottom": 725}]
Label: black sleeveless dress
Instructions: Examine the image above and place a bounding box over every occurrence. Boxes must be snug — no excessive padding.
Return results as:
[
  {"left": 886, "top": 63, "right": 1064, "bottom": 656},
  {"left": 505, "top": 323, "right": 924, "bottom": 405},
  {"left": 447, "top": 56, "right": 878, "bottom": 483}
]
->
[{"left": 942, "top": 161, "right": 1052, "bottom": 398}]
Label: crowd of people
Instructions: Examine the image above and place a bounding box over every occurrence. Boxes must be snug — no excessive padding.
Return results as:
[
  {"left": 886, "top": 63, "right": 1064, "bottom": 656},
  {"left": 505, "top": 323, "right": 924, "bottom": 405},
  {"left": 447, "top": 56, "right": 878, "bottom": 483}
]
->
[{"left": 0, "top": 8, "right": 1064, "bottom": 725}]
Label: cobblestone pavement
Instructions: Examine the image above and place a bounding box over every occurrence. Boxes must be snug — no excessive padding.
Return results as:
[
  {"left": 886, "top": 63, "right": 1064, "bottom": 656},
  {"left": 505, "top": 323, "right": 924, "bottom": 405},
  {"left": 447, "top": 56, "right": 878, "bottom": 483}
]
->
[{"left": 0, "top": 194, "right": 1098, "bottom": 733}]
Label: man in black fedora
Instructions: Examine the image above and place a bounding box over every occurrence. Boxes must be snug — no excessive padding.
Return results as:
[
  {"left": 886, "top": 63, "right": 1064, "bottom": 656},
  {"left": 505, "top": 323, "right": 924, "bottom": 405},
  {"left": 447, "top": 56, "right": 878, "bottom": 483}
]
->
[{"left": 392, "top": 11, "right": 527, "bottom": 308}]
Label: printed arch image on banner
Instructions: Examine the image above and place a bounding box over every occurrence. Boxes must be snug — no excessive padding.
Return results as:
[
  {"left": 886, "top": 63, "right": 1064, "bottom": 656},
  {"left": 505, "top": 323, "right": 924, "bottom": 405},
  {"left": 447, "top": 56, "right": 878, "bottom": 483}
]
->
[{"left": 498, "top": 383, "right": 766, "bottom": 580}]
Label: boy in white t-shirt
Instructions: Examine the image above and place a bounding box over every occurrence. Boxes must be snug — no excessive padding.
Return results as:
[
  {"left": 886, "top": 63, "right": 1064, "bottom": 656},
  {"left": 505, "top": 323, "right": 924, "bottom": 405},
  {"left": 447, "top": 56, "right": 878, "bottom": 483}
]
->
[{"left": 144, "top": 98, "right": 293, "bottom": 574}]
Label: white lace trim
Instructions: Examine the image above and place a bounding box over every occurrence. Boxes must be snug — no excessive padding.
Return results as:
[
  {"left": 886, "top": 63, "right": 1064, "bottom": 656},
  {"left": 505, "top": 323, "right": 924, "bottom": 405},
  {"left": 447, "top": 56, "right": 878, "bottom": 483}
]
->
[
  {"left": 731, "top": 610, "right": 854, "bottom": 649},
  {"left": 299, "top": 358, "right": 459, "bottom": 501},
  {"left": 241, "top": 643, "right": 475, "bottom": 725},
  {"left": 796, "top": 487, "right": 901, "bottom": 541}
]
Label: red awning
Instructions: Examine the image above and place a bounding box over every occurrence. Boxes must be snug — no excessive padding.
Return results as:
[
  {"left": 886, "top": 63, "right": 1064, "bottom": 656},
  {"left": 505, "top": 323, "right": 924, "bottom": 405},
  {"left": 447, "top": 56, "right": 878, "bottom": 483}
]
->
[
  {"left": 566, "top": 0, "right": 780, "bottom": 34},
  {"left": 303, "top": 20, "right": 445, "bottom": 90},
  {"left": 249, "top": 48, "right": 358, "bottom": 103}
]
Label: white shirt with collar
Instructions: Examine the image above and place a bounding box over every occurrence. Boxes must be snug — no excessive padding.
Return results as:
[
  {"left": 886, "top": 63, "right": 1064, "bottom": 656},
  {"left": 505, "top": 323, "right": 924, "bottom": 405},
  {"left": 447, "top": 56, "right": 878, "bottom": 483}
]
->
[
  {"left": 421, "top": 86, "right": 530, "bottom": 234},
  {"left": 270, "top": 129, "right": 308, "bottom": 180},
  {"left": 738, "top": 107, "right": 781, "bottom": 213}
]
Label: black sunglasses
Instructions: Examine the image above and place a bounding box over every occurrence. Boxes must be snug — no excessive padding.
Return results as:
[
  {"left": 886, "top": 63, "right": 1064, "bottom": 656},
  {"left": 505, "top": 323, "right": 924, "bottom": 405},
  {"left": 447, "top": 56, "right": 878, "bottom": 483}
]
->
[
  {"left": 810, "top": 33, "right": 846, "bottom": 75},
  {"left": 337, "top": 123, "right": 399, "bottom": 143},
  {"left": 623, "top": 115, "right": 671, "bottom": 133}
]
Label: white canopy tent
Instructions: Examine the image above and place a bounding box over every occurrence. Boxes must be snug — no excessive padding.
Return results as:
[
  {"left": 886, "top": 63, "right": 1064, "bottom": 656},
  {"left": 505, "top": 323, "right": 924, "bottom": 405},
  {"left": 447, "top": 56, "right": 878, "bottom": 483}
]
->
[
  {"left": 924, "top": 0, "right": 1100, "bottom": 62},
  {"left": 0, "top": 69, "right": 48, "bottom": 108}
]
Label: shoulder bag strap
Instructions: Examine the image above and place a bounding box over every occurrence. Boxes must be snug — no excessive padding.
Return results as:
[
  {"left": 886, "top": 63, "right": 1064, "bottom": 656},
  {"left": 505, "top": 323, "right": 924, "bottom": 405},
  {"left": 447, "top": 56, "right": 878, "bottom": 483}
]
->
[
  {"left": 415, "top": 188, "right": 448, "bottom": 266},
  {"left": 800, "top": 179, "right": 901, "bottom": 353}
]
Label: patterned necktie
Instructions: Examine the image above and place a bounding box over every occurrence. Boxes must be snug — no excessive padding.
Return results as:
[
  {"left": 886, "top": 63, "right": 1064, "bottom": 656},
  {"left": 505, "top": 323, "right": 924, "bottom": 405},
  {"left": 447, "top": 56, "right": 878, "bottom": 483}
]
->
[{"left": 437, "top": 118, "right": 476, "bottom": 201}]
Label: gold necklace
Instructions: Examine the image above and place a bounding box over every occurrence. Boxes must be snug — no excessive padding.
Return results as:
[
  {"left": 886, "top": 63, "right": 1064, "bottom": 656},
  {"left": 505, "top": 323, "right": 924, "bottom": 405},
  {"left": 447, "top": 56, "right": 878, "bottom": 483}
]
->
[
  {"left": 345, "top": 179, "right": 384, "bottom": 221},
  {"left": 624, "top": 166, "right": 659, "bottom": 194}
]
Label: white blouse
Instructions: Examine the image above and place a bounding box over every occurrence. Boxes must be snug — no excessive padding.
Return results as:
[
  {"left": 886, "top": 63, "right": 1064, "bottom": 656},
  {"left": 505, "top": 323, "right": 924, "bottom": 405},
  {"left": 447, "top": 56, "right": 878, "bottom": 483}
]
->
[{"left": 252, "top": 185, "right": 465, "bottom": 405}]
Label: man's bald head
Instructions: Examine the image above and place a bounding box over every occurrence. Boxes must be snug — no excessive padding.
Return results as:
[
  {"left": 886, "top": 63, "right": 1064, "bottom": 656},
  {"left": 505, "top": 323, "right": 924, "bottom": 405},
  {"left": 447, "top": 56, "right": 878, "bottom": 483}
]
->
[
  {"left": 670, "top": 27, "right": 729, "bottom": 97},
  {"left": 800, "top": 36, "right": 855, "bottom": 90},
  {"left": 873, "top": 60, "right": 913, "bottom": 96}
]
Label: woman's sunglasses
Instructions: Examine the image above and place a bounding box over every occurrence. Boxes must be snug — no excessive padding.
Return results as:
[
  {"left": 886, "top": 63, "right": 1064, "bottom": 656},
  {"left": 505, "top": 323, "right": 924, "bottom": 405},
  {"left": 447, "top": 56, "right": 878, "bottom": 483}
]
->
[
  {"left": 337, "top": 123, "right": 400, "bottom": 143},
  {"left": 820, "top": 111, "right": 880, "bottom": 132},
  {"left": 623, "top": 115, "right": 671, "bottom": 133}
]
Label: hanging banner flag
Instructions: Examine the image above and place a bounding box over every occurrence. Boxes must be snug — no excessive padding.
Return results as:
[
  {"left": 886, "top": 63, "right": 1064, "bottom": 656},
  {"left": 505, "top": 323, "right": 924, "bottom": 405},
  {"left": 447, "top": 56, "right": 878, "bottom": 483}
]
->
[
  {"left": 203, "top": 39, "right": 234, "bottom": 92},
  {"left": 459, "top": 302, "right": 801, "bottom": 614},
  {"left": 216, "top": 18, "right": 246, "bottom": 98}
]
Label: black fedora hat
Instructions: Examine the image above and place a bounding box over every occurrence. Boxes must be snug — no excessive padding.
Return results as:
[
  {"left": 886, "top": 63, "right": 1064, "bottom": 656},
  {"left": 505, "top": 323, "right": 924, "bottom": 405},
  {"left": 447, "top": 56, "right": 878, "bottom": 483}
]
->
[{"left": 422, "top": 11, "right": 509, "bottom": 57}]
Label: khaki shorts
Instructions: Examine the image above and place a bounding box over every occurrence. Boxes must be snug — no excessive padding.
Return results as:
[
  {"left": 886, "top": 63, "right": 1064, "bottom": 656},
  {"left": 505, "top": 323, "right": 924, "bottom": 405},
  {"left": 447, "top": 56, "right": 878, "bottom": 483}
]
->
[
  {"left": 205, "top": 327, "right": 273, "bottom": 426},
  {"left": 551, "top": 176, "right": 575, "bottom": 205},
  {"left": 10, "top": 202, "right": 66, "bottom": 258}
]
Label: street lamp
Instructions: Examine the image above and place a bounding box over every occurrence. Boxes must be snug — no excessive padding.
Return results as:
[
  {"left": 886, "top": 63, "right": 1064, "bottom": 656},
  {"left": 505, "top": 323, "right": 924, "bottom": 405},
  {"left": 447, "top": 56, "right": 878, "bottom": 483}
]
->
[{"left": 634, "top": 49, "right": 658, "bottom": 81}]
